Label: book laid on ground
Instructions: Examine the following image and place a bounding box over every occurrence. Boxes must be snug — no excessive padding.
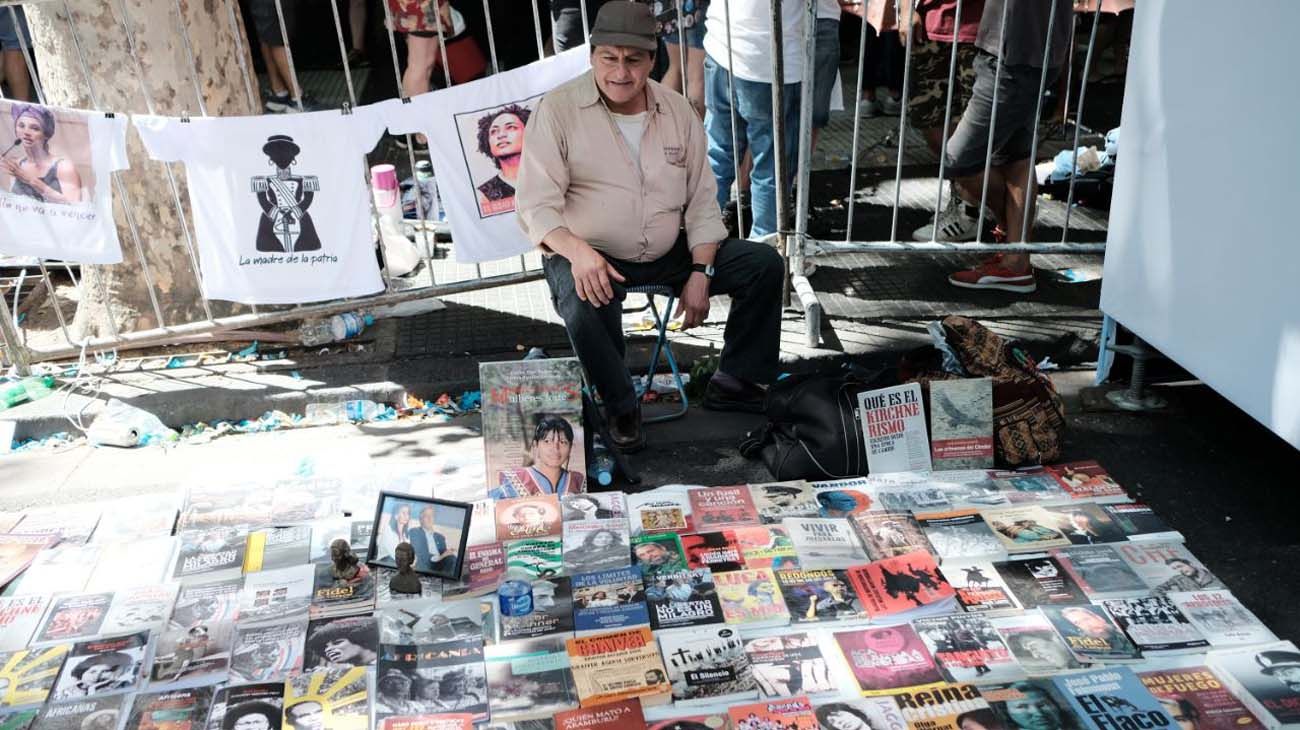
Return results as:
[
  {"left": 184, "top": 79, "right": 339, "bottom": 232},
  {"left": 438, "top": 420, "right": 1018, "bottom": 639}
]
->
[
  {"left": 374, "top": 639, "right": 489, "bottom": 724},
  {"left": 688, "top": 485, "right": 761, "bottom": 531},
  {"left": 915, "top": 509, "right": 1006, "bottom": 564},
  {"left": 504, "top": 537, "right": 563, "bottom": 580},
  {"left": 631, "top": 532, "right": 688, "bottom": 579},
  {"left": 982, "top": 506, "right": 1073, "bottom": 553},
  {"left": 122, "top": 686, "right": 214, "bottom": 730},
  {"left": 150, "top": 617, "right": 237, "bottom": 689},
  {"left": 566, "top": 626, "right": 670, "bottom": 708},
  {"left": 929, "top": 377, "right": 994, "bottom": 470},
  {"left": 239, "top": 564, "right": 315, "bottom": 626},
  {"left": 990, "top": 611, "right": 1086, "bottom": 676},
  {"left": 1039, "top": 503, "right": 1129, "bottom": 546},
  {"left": 1208, "top": 641, "right": 1300, "bottom": 729},
  {"left": 560, "top": 492, "right": 628, "bottom": 522},
  {"left": 479, "top": 357, "right": 586, "bottom": 495},
  {"left": 572, "top": 567, "right": 649, "bottom": 635},
  {"left": 912, "top": 615, "right": 1027, "bottom": 685},
  {"left": 807, "top": 697, "right": 906, "bottom": 730},
  {"left": 83, "top": 536, "right": 176, "bottom": 592},
  {"left": 0, "top": 645, "right": 67, "bottom": 709},
  {"left": 31, "top": 592, "right": 113, "bottom": 645},
  {"left": 495, "top": 495, "right": 564, "bottom": 542},
  {"left": 944, "top": 561, "right": 1023, "bottom": 614},
  {"left": 1100, "top": 595, "right": 1211, "bottom": 655},
  {"left": 562, "top": 518, "right": 631, "bottom": 575},
  {"left": 658, "top": 625, "right": 757, "bottom": 706},
  {"left": 1139, "top": 666, "right": 1264, "bottom": 730},
  {"left": 303, "top": 615, "right": 378, "bottom": 671},
  {"left": 993, "top": 556, "right": 1088, "bottom": 608},
  {"left": 1115, "top": 542, "right": 1226, "bottom": 596},
  {"left": 809, "top": 478, "right": 877, "bottom": 517},
  {"left": 169, "top": 576, "right": 241, "bottom": 628},
  {"left": 283, "top": 667, "right": 371, "bottom": 730},
  {"left": 733, "top": 525, "right": 801, "bottom": 570},
  {"left": 627, "top": 486, "right": 695, "bottom": 536},
  {"left": 379, "top": 716, "right": 474, "bottom": 730},
  {"left": 500, "top": 576, "right": 574, "bottom": 640},
  {"left": 1168, "top": 590, "right": 1278, "bottom": 648},
  {"left": 988, "top": 468, "right": 1071, "bottom": 505},
  {"left": 33, "top": 695, "right": 127, "bottom": 730},
  {"left": 851, "top": 511, "right": 936, "bottom": 562},
  {"left": 847, "top": 551, "right": 957, "bottom": 621},
  {"left": 12, "top": 506, "right": 101, "bottom": 545},
  {"left": 645, "top": 567, "right": 725, "bottom": 631},
  {"left": 783, "top": 518, "right": 869, "bottom": 569},
  {"left": 484, "top": 636, "right": 578, "bottom": 721},
  {"left": 749, "top": 480, "right": 820, "bottom": 523},
  {"left": 376, "top": 598, "right": 483, "bottom": 645},
  {"left": 441, "top": 542, "right": 506, "bottom": 601},
  {"left": 1050, "top": 544, "right": 1149, "bottom": 600},
  {"left": 1050, "top": 667, "right": 1176, "bottom": 730},
  {"left": 776, "top": 568, "right": 863, "bottom": 623},
  {"left": 834, "top": 624, "right": 946, "bottom": 695},
  {"left": 555, "top": 697, "right": 644, "bottom": 730},
  {"left": 716, "top": 568, "right": 791, "bottom": 629},
  {"left": 1041, "top": 604, "right": 1143, "bottom": 663},
  {"left": 859, "top": 383, "right": 931, "bottom": 473},
  {"left": 172, "top": 526, "right": 249, "bottom": 581},
  {"left": 309, "top": 562, "right": 376, "bottom": 619},
  {"left": 874, "top": 483, "right": 954, "bottom": 514},
  {"left": 728, "top": 695, "right": 818, "bottom": 730},
  {"left": 208, "top": 682, "right": 285, "bottom": 730},
  {"left": 244, "top": 525, "right": 313, "bottom": 573},
  {"left": 0, "top": 533, "right": 59, "bottom": 591},
  {"left": 52, "top": 631, "right": 150, "bottom": 701},
  {"left": 744, "top": 632, "right": 835, "bottom": 698},
  {"left": 231, "top": 617, "right": 308, "bottom": 683},
  {"left": 11, "top": 543, "right": 99, "bottom": 597},
  {"left": 1045, "top": 460, "right": 1131, "bottom": 503},
  {"left": 0, "top": 595, "right": 50, "bottom": 652},
  {"left": 1103, "top": 503, "right": 1185, "bottom": 543},
  {"left": 889, "top": 682, "right": 997, "bottom": 730},
  {"left": 100, "top": 584, "right": 179, "bottom": 637}
]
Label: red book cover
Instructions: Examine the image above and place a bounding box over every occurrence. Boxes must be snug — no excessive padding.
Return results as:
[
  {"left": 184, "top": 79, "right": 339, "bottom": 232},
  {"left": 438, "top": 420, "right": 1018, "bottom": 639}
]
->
[
  {"left": 647, "top": 714, "right": 729, "bottom": 730},
  {"left": 0, "top": 533, "right": 58, "bottom": 590},
  {"left": 495, "top": 495, "right": 563, "bottom": 541},
  {"left": 847, "top": 551, "right": 955, "bottom": 619},
  {"left": 834, "top": 626, "right": 945, "bottom": 695},
  {"left": 554, "top": 698, "right": 645, "bottom": 730},
  {"left": 688, "top": 486, "right": 761, "bottom": 531},
  {"left": 380, "top": 716, "right": 474, "bottom": 730},
  {"left": 1046, "top": 461, "right": 1128, "bottom": 501},
  {"left": 1138, "top": 666, "right": 1263, "bottom": 730},
  {"left": 682, "top": 531, "right": 746, "bottom": 573},
  {"left": 728, "top": 696, "right": 817, "bottom": 730}
]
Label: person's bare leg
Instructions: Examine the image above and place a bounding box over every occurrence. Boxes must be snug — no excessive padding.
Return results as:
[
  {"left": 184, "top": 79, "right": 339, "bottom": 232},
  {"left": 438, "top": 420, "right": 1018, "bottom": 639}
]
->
[
  {"left": 999, "top": 157, "right": 1034, "bottom": 272},
  {"left": 349, "top": 0, "right": 366, "bottom": 54},
  {"left": 685, "top": 46, "right": 705, "bottom": 118},
  {"left": 663, "top": 41, "right": 684, "bottom": 93},
  {"left": 2, "top": 50, "right": 31, "bottom": 102},
  {"left": 953, "top": 168, "right": 1007, "bottom": 227},
  {"left": 403, "top": 36, "right": 437, "bottom": 143},
  {"left": 261, "top": 42, "right": 290, "bottom": 96}
]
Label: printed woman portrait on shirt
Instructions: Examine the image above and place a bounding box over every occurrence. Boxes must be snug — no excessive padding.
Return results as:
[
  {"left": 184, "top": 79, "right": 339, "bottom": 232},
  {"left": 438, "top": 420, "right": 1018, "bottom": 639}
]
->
[
  {"left": 1, "top": 101, "right": 94, "bottom": 206},
  {"left": 454, "top": 95, "right": 540, "bottom": 218},
  {"left": 250, "top": 134, "right": 321, "bottom": 253},
  {"left": 492, "top": 413, "right": 586, "bottom": 499}
]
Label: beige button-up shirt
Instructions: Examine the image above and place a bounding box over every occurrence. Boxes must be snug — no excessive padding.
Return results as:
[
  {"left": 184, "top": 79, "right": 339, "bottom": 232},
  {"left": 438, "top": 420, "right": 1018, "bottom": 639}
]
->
[{"left": 516, "top": 70, "right": 729, "bottom": 262}]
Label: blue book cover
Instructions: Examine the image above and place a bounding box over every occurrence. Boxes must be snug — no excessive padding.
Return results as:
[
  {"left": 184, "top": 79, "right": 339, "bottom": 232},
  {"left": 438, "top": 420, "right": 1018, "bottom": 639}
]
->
[
  {"left": 1050, "top": 667, "right": 1177, "bottom": 730},
  {"left": 571, "top": 567, "right": 650, "bottom": 634}
]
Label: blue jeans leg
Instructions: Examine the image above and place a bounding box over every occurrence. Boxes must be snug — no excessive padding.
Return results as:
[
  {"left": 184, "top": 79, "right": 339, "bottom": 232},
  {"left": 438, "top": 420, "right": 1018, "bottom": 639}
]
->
[
  {"left": 704, "top": 54, "right": 748, "bottom": 213},
  {"left": 735, "top": 75, "right": 800, "bottom": 238}
]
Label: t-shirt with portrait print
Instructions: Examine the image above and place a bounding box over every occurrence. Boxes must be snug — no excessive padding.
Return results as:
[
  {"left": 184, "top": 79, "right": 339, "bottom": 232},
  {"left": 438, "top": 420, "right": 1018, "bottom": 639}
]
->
[
  {"left": 0, "top": 100, "right": 129, "bottom": 264},
  {"left": 133, "top": 108, "right": 387, "bottom": 304}
]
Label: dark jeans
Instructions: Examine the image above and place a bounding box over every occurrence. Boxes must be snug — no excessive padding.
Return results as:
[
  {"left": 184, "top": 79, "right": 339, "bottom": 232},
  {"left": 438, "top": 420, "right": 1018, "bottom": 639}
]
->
[
  {"left": 543, "top": 235, "right": 784, "bottom": 417},
  {"left": 551, "top": 0, "right": 611, "bottom": 52}
]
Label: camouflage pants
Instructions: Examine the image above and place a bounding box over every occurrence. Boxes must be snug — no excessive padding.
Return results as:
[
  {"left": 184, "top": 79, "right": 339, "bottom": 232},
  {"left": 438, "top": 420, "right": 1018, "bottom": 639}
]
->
[{"left": 908, "top": 40, "right": 978, "bottom": 131}]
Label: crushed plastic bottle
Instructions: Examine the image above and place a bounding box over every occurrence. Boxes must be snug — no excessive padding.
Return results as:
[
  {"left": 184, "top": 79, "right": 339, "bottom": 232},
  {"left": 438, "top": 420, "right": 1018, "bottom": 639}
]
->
[
  {"left": 298, "top": 312, "right": 375, "bottom": 347},
  {"left": 0, "top": 375, "right": 56, "bottom": 411},
  {"left": 305, "top": 399, "right": 384, "bottom": 425}
]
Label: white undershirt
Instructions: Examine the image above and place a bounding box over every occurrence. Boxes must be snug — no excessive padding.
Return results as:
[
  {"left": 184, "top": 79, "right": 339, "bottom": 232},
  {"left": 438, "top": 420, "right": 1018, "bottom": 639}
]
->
[{"left": 610, "top": 111, "right": 647, "bottom": 175}]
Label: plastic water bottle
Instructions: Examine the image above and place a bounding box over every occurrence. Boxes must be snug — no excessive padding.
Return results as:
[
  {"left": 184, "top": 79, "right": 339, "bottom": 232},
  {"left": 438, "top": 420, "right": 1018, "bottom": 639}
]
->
[
  {"left": 589, "top": 437, "right": 615, "bottom": 487},
  {"left": 0, "top": 375, "right": 56, "bottom": 411},
  {"left": 298, "top": 312, "right": 374, "bottom": 346},
  {"left": 305, "top": 399, "right": 383, "bottom": 424}
]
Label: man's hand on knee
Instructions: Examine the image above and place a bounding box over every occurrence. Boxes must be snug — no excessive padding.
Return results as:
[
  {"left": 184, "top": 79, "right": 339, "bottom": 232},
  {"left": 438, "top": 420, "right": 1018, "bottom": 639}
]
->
[
  {"left": 676, "top": 273, "right": 710, "bottom": 329},
  {"left": 569, "top": 239, "right": 625, "bottom": 308}
]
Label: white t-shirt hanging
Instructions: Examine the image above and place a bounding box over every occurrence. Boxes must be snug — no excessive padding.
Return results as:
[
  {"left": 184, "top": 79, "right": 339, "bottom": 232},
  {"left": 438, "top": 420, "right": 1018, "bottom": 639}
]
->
[
  {"left": 0, "top": 100, "right": 128, "bottom": 264},
  {"left": 380, "top": 47, "right": 590, "bottom": 263},
  {"left": 134, "top": 108, "right": 387, "bottom": 304}
]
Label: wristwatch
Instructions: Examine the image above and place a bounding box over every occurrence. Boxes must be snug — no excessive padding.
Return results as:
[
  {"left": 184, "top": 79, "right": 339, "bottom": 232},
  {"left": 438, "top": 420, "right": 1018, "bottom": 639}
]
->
[{"left": 691, "top": 263, "right": 715, "bottom": 279}]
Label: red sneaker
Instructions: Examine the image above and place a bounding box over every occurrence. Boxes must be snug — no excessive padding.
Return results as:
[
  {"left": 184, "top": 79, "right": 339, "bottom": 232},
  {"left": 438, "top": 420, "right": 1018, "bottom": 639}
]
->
[{"left": 948, "top": 260, "right": 1037, "bottom": 293}]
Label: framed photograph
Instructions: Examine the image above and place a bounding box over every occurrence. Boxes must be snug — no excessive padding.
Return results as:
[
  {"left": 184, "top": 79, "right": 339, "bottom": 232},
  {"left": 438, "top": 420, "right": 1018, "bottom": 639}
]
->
[{"left": 367, "top": 492, "right": 471, "bottom": 581}]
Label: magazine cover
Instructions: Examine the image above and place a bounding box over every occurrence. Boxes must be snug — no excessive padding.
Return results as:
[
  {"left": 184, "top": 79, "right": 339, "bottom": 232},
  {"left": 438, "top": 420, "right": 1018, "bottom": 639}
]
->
[
  {"left": 32, "top": 592, "right": 113, "bottom": 645},
  {"left": 1139, "top": 666, "right": 1263, "bottom": 730},
  {"left": 1168, "top": 590, "right": 1277, "bottom": 648},
  {"left": 716, "top": 568, "right": 791, "bottom": 628},
  {"left": 150, "top": 619, "right": 237, "bottom": 687},
  {"left": 374, "top": 640, "right": 489, "bottom": 723},
  {"left": 479, "top": 358, "right": 586, "bottom": 499},
  {"left": 682, "top": 531, "right": 746, "bottom": 573},
  {"left": 929, "top": 378, "right": 994, "bottom": 470},
  {"left": 0, "top": 645, "right": 68, "bottom": 709},
  {"left": 169, "top": 577, "right": 242, "bottom": 629},
  {"left": 631, "top": 533, "right": 688, "bottom": 578},
  {"left": 851, "top": 512, "right": 936, "bottom": 561},
  {"left": 208, "top": 682, "right": 284, "bottom": 730},
  {"left": 1100, "top": 595, "right": 1211, "bottom": 654},
  {"left": 847, "top": 551, "right": 955, "bottom": 619},
  {"left": 572, "top": 567, "right": 649, "bottom": 635},
  {"left": 33, "top": 695, "right": 126, "bottom": 730},
  {"left": 834, "top": 625, "right": 945, "bottom": 695},
  {"left": 377, "top": 599, "right": 483, "bottom": 646},
  {"left": 912, "top": 615, "right": 1026, "bottom": 684},
  {"left": 495, "top": 495, "right": 563, "bottom": 542},
  {"left": 1045, "top": 461, "right": 1129, "bottom": 502},
  {"left": 101, "top": 584, "right": 179, "bottom": 636},
  {"left": 1115, "top": 542, "right": 1225, "bottom": 596},
  {"left": 645, "top": 568, "right": 724, "bottom": 631},
  {"left": 123, "top": 686, "right": 214, "bottom": 730},
  {"left": 562, "top": 519, "right": 631, "bottom": 575},
  {"left": 729, "top": 696, "right": 818, "bottom": 730},
  {"left": 483, "top": 637, "right": 577, "bottom": 721},
  {"left": 304, "top": 615, "right": 378, "bottom": 670},
  {"left": 810, "top": 479, "right": 876, "bottom": 517},
  {"left": 1050, "top": 668, "right": 1174, "bottom": 730},
  {"left": 942, "top": 562, "right": 1022, "bottom": 614},
  {"left": 659, "top": 626, "right": 756, "bottom": 705},
  {"left": 858, "top": 383, "right": 931, "bottom": 473},
  {"left": 745, "top": 633, "right": 835, "bottom": 698},
  {"left": 890, "top": 682, "right": 995, "bottom": 730},
  {"left": 1041, "top": 604, "right": 1142, "bottom": 663},
  {"left": 500, "top": 577, "right": 574, "bottom": 640},
  {"left": 1050, "top": 545, "right": 1148, "bottom": 600},
  {"left": 239, "top": 564, "right": 315, "bottom": 625},
  {"left": 734, "top": 525, "right": 801, "bottom": 570},
  {"left": 555, "top": 697, "right": 644, "bottom": 730},
  {"left": 441, "top": 542, "right": 506, "bottom": 601},
  {"left": 232, "top": 617, "right": 308, "bottom": 682},
  {"left": 775, "top": 569, "right": 862, "bottom": 622},
  {"left": 812, "top": 698, "right": 907, "bottom": 730},
  {"left": 993, "top": 557, "right": 1088, "bottom": 608},
  {"left": 1207, "top": 641, "right": 1300, "bottom": 729},
  {"left": 0, "top": 596, "right": 51, "bottom": 652},
  {"left": 1039, "top": 503, "right": 1127, "bottom": 546},
  {"left": 916, "top": 510, "right": 1005, "bottom": 563},
  {"left": 750, "top": 481, "right": 820, "bottom": 524},
  {"left": 990, "top": 612, "right": 1085, "bottom": 676},
  {"left": 560, "top": 493, "right": 626, "bottom": 522},
  {"left": 688, "top": 486, "right": 761, "bottom": 531},
  {"left": 783, "top": 518, "right": 869, "bottom": 569},
  {"left": 0, "top": 533, "right": 58, "bottom": 590},
  {"left": 173, "top": 526, "right": 249, "bottom": 580},
  {"left": 982, "top": 506, "right": 1073, "bottom": 553},
  {"left": 52, "top": 631, "right": 150, "bottom": 701},
  {"left": 627, "top": 487, "right": 694, "bottom": 536},
  {"left": 284, "top": 667, "right": 371, "bottom": 730},
  {"left": 566, "top": 623, "right": 670, "bottom": 706},
  {"left": 504, "top": 538, "right": 563, "bottom": 580}
]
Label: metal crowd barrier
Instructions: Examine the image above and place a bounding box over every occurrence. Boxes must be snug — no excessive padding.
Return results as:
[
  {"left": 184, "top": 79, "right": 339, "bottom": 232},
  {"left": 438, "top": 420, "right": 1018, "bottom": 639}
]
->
[{"left": 0, "top": 0, "right": 1115, "bottom": 372}]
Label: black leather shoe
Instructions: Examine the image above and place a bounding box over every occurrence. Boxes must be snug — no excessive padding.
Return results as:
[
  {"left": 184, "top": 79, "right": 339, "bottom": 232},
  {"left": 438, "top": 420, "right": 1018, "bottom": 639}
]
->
[
  {"left": 702, "top": 376, "right": 767, "bottom": 414},
  {"left": 608, "top": 404, "right": 646, "bottom": 453}
]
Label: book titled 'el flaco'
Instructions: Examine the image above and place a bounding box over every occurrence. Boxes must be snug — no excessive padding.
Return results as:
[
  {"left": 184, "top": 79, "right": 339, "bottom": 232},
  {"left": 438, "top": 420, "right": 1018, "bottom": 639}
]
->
[{"left": 1050, "top": 667, "right": 1177, "bottom": 730}]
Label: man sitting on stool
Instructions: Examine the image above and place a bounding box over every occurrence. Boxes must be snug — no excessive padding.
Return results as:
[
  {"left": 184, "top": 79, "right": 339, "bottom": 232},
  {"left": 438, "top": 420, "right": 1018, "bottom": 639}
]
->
[{"left": 517, "top": 1, "right": 784, "bottom": 453}]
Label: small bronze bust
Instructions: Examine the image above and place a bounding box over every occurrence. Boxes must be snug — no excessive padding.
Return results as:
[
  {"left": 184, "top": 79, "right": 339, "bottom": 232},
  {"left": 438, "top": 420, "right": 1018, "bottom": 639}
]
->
[
  {"left": 389, "top": 541, "right": 422, "bottom": 595},
  {"left": 330, "top": 538, "right": 365, "bottom": 582}
]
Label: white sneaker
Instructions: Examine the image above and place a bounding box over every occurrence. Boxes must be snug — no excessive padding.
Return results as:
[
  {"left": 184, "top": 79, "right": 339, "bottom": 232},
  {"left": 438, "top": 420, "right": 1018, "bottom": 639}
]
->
[
  {"left": 913, "top": 196, "right": 981, "bottom": 242},
  {"left": 879, "top": 95, "right": 902, "bottom": 116},
  {"left": 858, "top": 97, "right": 882, "bottom": 118}
]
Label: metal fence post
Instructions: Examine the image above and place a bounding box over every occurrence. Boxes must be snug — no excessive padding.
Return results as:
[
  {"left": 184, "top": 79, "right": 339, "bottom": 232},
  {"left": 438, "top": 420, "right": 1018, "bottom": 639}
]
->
[
  {"left": 0, "top": 295, "right": 33, "bottom": 375},
  {"left": 768, "top": 0, "right": 789, "bottom": 307},
  {"left": 791, "top": 0, "right": 821, "bottom": 347}
]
